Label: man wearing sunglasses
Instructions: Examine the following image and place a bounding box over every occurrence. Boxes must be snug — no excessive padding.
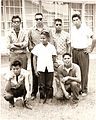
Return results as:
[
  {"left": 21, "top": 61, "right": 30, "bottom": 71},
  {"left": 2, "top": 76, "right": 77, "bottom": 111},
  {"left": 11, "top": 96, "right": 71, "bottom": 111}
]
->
[
  {"left": 28, "top": 13, "right": 51, "bottom": 100},
  {"left": 51, "top": 18, "right": 71, "bottom": 66},
  {"left": 51, "top": 18, "right": 71, "bottom": 96}
]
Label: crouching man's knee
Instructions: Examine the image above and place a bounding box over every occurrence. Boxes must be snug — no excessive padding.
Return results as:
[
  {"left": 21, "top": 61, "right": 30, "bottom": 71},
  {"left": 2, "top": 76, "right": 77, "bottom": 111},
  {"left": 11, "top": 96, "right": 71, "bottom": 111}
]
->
[
  {"left": 70, "top": 82, "right": 78, "bottom": 87},
  {"left": 55, "top": 88, "right": 64, "bottom": 100},
  {"left": 4, "top": 92, "right": 13, "bottom": 101}
]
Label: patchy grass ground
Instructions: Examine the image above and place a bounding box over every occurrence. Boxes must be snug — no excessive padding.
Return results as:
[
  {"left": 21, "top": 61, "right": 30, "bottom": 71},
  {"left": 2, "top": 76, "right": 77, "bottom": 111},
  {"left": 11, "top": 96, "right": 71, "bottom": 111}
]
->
[{"left": 0, "top": 55, "right": 96, "bottom": 120}]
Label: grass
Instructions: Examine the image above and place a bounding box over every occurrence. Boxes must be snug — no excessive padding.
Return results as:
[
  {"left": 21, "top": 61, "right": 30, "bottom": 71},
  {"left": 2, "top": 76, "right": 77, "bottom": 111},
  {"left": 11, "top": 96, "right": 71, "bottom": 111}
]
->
[{"left": 0, "top": 57, "right": 96, "bottom": 120}]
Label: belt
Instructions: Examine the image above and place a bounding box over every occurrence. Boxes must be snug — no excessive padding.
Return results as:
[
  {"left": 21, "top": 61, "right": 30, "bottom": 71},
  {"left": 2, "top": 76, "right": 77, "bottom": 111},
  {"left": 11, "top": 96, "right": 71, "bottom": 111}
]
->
[{"left": 73, "top": 48, "right": 86, "bottom": 51}]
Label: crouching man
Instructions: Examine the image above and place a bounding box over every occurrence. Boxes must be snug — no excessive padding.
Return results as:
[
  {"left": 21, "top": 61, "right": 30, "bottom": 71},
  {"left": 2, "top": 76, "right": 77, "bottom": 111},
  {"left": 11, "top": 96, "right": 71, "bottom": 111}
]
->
[
  {"left": 4, "top": 60, "right": 32, "bottom": 109},
  {"left": 55, "top": 53, "right": 81, "bottom": 104}
]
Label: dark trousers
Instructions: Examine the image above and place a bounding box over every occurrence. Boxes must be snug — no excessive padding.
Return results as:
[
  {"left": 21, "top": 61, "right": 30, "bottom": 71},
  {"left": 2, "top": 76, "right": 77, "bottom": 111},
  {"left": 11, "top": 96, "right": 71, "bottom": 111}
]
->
[
  {"left": 72, "top": 49, "right": 89, "bottom": 93},
  {"left": 38, "top": 68, "right": 54, "bottom": 99},
  {"left": 4, "top": 83, "right": 27, "bottom": 105},
  {"left": 31, "top": 53, "right": 38, "bottom": 96},
  {"left": 55, "top": 81, "right": 80, "bottom": 100}
]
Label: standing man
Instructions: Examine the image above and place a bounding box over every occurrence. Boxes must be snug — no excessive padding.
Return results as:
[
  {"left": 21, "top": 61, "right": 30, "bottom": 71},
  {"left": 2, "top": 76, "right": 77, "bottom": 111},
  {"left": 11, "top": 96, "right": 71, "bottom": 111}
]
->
[
  {"left": 51, "top": 18, "right": 70, "bottom": 65},
  {"left": 51, "top": 18, "right": 71, "bottom": 95},
  {"left": 71, "top": 13, "right": 94, "bottom": 96},
  {"left": 7, "top": 15, "right": 28, "bottom": 69},
  {"left": 55, "top": 53, "right": 81, "bottom": 104},
  {"left": 28, "top": 13, "right": 51, "bottom": 100}
]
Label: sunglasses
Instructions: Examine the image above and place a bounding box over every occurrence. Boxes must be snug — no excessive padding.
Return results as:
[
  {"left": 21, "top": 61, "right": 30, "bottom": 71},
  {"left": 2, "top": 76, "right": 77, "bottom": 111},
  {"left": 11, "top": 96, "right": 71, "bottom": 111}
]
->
[
  {"left": 35, "top": 18, "right": 42, "bottom": 21},
  {"left": 73, "top": 18, "right": 79, "bottom": 21},
  {"left": 56, "top": 24, "right": 62, "bottom": 26}
]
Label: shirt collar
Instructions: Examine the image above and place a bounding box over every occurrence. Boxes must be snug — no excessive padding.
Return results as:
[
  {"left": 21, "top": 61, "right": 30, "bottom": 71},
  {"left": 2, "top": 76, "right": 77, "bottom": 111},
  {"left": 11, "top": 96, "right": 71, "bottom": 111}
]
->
[
  {"left": 63, "top": 63, "right": 73, "bottom": 71},
  {"left": 34, "top": 25, "right": 44, "bottom": 31},
  {"left": 41, "top": 42, "right": 49, "bottom": 47}
]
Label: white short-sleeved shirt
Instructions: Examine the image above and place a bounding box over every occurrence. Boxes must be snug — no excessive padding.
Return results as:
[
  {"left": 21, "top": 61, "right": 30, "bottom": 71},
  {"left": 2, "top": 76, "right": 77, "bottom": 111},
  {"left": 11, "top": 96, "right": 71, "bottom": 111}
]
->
[
  {"left": 71, "top": 23, "right": 93, "bottom": 49},
  {"left": 32, "top": 42, "right": 57, "bottom": 72}
]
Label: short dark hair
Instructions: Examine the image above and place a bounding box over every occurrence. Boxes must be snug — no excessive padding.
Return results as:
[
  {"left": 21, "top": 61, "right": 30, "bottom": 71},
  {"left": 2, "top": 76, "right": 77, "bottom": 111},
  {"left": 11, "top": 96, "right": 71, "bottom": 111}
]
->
[
  {"left": 35, "top": 13, "right": 43, "bottom": 17},
  {"left": 72, "top": 14, "right": 81, "bottom": 20},
  {"left": 11, "top": 60, "right": 22, "bottom": 67},
  {"left": 41, "top": 31, "right": 50, "bottom": 38},
  {"left": 62, "top": 53, "right": 71, "bottom": 58},
  {"left": 54, "top": 18, "right": 62, "bottom": 23},
  {"left": 11, "top": 15, "right": 21, "bottom": 22}
]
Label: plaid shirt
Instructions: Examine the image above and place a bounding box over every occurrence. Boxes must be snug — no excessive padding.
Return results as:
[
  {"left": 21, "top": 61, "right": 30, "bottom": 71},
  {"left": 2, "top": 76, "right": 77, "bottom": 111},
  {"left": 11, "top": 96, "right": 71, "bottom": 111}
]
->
[{"left": 51, "top": 29, "right": 70, "bottom": 55}]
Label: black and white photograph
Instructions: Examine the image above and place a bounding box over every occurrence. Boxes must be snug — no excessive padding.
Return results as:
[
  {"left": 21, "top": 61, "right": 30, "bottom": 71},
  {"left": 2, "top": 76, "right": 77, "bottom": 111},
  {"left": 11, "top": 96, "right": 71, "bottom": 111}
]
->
[{"left": 0, "top": 0, "right": 96, "bottom": 120}]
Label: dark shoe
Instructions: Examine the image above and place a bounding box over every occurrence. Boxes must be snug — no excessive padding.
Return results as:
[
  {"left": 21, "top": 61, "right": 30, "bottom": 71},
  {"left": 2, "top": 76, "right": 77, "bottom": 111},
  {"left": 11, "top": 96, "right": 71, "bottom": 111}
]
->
[
  {"left": 9, "top": 103, "right": 15, "bottom": 108},
  {"left": 24, "top": 103, "right": 32, "bottom": 110},
  {"left": 31, "top": 95, "right": 36, "bottom": 100},
  {"left": 39, "top": 99, "right": 44, "bottom": 104},
  {"left": 23, "top": 101, "right": 32, "bottom": 110},
  {"left": 46, "top": 99, "right": 53, "bottom": 104},
  {"left": 71, "top": 99, "right": 79, "bottom": 104}
]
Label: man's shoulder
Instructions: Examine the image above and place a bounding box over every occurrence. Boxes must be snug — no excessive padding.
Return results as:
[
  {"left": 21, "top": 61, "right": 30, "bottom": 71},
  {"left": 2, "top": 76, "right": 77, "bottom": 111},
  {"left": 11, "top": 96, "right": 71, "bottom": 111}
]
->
[
  {"left": 48, "top": 42, "right": 56, "bottom": 50},
  {"left": 21, "top": 69, "right": 30, "bottom": 75},
  {"left": 7, "top": 28, "right": 14, "bottom": 34},
  {"left": 33, "top": 43, "right": 42, "bottom": 50},
  {"left": 20, "top": 28, "right": 26, "bottom": 32},
  {"left": 58, "top": 64, "right": 64, "bottom": 71},
  {"left": 72, "top": 63, "right": 80, "bottom": 69},
  {"left": 28, "top": 27, "right": 36, "bottom": 33},
  {"left": 62, "top": 30, "right": 69, "bottom": 34},
  {"left": 43, "top": 25, "right": 51, "bottom": 32}
]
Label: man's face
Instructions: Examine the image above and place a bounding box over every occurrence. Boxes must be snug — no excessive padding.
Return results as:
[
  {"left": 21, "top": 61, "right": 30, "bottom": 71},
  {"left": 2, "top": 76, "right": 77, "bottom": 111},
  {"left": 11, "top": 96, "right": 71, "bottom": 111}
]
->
[
  {"left": 63, "top": 55, "right": 72, "bottom": 67},
  {"left": 40, "top": 34, "right": 48, "bottom": 46},
  {"left": 12, "top": 65, "right": 21, "bottom": 76},
  {"left": 72, "top": 17, "right": 81, "bottom": 28},
  {"left": 55, "top": 21, "right": 62, "bottom": 32},
  {"left": 12, "top": 18, "right": 21, "bottom": 29},
  {"left": 35, "top": 14, "right": 43, "bottom": 26}
]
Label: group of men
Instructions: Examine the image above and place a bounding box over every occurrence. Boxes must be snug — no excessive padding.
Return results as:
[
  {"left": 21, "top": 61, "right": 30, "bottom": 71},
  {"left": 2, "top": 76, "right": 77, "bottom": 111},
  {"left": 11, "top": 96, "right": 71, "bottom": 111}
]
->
[{"left": 3, "top": 12, "right": 95, "bottom": 109}]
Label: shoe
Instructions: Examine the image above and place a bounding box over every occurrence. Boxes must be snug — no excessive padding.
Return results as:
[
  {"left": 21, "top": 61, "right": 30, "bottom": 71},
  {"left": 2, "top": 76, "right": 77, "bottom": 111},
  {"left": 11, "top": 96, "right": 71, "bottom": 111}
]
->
[
  {"left": 39, "top": 99, "right": 44, "bottom": 104},
  {"left": 31, "top": 95, "right": 36, "bottom": 100},
  {"left": 23, "top": 101, "right": 32, "bottom": 110},
  {"left": 82, "top": 93, "right": 87, "bottom": 97},
  {"left": 65, "top": 93, "right": 71, "bottom": 100},
  {"left": 14, "top": 97, "right": 23, "bottom": 102},
  {"left": 24, "top": 103, "right": 32, "bottom": 110},
  {"left": 46, "top": 99, "right": 53, "bottom": 104},
  {"left": 9, "top": 103, "right": 15, "bottom": 108},
  {"left": 71, "top": 99, "right": 79, "bottom": 104}
]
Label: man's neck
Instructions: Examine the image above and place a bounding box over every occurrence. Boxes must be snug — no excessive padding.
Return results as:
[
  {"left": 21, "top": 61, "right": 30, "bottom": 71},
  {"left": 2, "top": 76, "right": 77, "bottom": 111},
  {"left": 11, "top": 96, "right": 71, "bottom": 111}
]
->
[
  {"left": 43, "top": 42, "right": 48, "bottom": 47},
  {"left": 64, "top": 64, "right": 71, "bottom": 69},
  {"left": 36, "top": 23, "right": 43, "bottom": 29},
  {"left": 14, "top": 28, "right": 20, "bottom": 33},
  {"left": 76, "top": 24, "right": 81, "bottom": 29},
  {"left": 56, "top": 29, "right": 61, "bottom": 34}
]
